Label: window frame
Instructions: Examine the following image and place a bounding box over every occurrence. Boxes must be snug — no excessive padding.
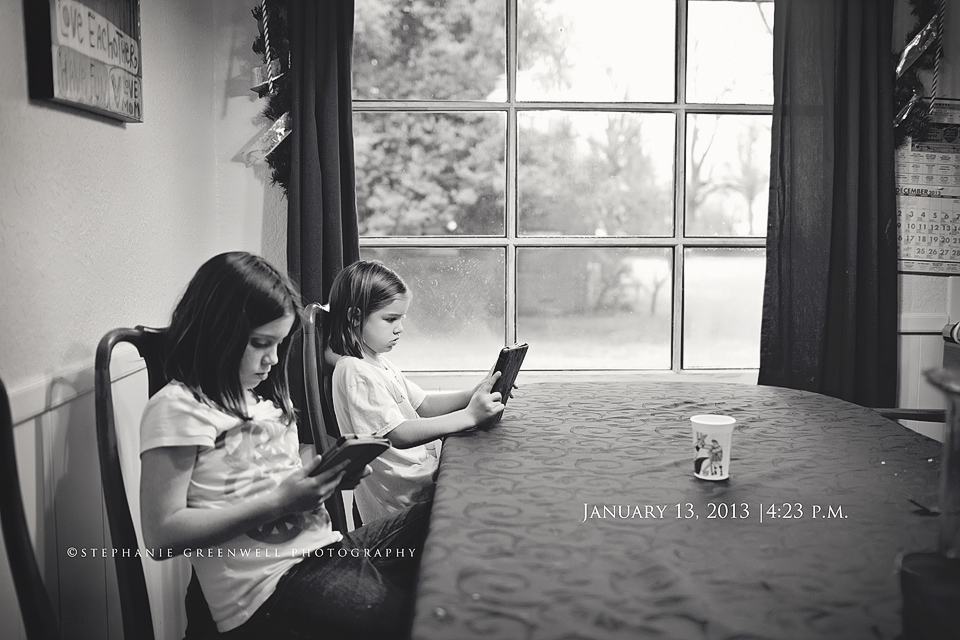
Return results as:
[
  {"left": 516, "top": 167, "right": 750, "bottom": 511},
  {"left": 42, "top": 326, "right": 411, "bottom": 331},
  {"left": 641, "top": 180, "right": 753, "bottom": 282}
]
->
[{"left": 353, "top": 0, "right": 771, "bottom": 373}]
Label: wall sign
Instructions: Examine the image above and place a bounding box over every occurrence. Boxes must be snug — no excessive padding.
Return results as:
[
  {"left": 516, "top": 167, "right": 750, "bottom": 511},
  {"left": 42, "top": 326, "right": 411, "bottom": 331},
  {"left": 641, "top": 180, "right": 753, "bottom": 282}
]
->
[{"left": 24, "top": 0, "right": 142, "bottom": 123}]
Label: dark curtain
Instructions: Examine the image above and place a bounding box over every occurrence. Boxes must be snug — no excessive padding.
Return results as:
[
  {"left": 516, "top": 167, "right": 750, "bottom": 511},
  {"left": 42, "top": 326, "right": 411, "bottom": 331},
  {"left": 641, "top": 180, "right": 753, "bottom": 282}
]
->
[
  {"left": 759, "top": 0, "right": 898, "bottom": 408},
  {"left": 286, "top": 0, "right": 360, "bottom": 439},
  {"left": 286, "top": 0, "right": 360, "bottom": 301}
]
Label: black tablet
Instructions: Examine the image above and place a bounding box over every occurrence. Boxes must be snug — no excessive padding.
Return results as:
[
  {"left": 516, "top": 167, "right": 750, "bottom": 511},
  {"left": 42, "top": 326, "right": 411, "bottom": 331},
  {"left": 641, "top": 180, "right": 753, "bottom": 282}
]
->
[
  {"left": 309, "top": 435, "right": 391, "bottom": 478},
  {"left": 491, "top": 343, "right": 528, "bottom": 408}
]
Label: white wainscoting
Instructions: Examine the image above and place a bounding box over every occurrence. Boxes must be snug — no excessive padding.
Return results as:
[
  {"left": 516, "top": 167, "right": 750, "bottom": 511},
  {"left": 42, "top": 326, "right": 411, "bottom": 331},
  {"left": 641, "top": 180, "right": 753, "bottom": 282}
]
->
[
  {"left": 897, "top": 312, "right": 949, "bottom": 442},
  {"left": 1, "top": 349, "right": 191, "bottom": 640}
]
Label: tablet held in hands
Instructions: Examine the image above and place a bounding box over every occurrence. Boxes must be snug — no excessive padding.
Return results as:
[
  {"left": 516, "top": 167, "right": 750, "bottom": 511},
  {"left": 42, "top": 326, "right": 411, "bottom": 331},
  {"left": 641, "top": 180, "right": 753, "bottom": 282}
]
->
[
  {"left": 489, "top": 343, "right": 528, "bottom": 423},
  {"left": 309, "top": 435, "right": 391, "bottom": 478}
]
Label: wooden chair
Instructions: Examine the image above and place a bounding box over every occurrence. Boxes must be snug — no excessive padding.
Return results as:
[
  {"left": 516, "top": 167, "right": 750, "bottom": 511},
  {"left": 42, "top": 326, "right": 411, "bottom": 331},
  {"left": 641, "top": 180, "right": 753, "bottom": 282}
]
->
[
  {"left": 0, "top": 375, "right": 61, "bottom": 640},
  {"left": 875, "top": 408, "right": 946, "bottom": 422},
  {"left": 302, "top": 302, "right": 353, "bottom": 531},
  {"left": 95, "top": 327, "right": 218, "bottom": 640},
  {"left": 302, "top": 303, "right": 339, "bottom": 452},
  {"left": 95, "top": 327, "right": 166, "bottom": 640},
  {"left": 873, "top": 332, "right": 956, "bottom": 425}
]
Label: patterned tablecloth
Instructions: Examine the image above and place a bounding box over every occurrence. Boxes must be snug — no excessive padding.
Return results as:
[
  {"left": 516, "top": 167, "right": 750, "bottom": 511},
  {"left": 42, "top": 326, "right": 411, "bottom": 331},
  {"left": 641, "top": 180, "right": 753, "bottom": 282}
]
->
[{"left": 410, "top": 380, "right": 943, "bottom": 640}]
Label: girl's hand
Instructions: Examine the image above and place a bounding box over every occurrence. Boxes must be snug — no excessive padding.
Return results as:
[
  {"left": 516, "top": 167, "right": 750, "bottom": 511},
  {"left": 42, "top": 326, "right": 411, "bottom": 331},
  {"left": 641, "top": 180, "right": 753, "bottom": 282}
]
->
[
  {"left": 339, "top": 464, "right": 373, "bottom": 490},
  {"left": 474, "top": 373, "right": 518, "bottom": 399},
  {"left": 273, "top": 457, "right": 348, "bottom": 516},
  {"left": 466, "top": 371, "right": 506, "bottom": 425}
]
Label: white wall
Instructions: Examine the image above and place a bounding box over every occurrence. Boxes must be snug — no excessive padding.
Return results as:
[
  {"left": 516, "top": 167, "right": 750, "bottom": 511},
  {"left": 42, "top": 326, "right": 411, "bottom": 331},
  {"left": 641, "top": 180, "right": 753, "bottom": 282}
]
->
[
  {"left": 211, "top": 0, "right": 287, "bottom": 268},
  {"left": 0, "top": 0, "right": 284, "bottom": 638},
  {"left": 0, "top": 0, "right": 285, "bottom": 388}
]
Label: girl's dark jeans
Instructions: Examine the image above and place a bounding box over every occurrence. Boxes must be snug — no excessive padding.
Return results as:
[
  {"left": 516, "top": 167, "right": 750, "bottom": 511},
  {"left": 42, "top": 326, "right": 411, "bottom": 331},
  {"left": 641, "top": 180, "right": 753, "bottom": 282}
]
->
[{"left": 189, "top": 501, "right": 431, "bottom": 640}]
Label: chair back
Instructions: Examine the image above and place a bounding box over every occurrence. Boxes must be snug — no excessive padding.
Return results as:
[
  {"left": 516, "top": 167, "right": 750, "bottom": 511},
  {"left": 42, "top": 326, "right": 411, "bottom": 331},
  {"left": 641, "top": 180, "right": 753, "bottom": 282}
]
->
[
  {"left": 302, "top": 303, "right": 340, "bottom": 451},
  {"left": 875, "top": 408, "right": 946, "bottom": 422},
  {"left": 94, "top": 326, "right": 168, "bottom": 640},
  {"left": 924, "top": 367, "right": 960, "bottom": 557},
  {"left": 0, "top": 376, "right": 61, "bottom": 640},
  {"left": 872, "top": 331, "right": 954, "bottom": 424},
  {"left": 302, "top": 302, "right": 349, "bottom": 531}
]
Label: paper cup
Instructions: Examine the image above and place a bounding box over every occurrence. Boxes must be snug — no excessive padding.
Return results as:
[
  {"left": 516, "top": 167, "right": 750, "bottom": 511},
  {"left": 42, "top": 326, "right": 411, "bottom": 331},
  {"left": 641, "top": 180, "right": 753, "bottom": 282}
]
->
[{"left": 690, "top": 415, "right": 736, "bottom": 481}]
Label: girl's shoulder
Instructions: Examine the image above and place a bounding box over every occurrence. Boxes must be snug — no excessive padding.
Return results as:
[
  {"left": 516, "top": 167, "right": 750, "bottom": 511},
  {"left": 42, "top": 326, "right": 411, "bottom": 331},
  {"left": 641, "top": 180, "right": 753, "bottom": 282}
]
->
[
  {"left": 142, "top": 381, "right": 235, "bottom": 428},
  {"left": 336, "top": 355, "right": 401, "bottom": 371},
  {"left": 148, "top": 380, "right": 202, "bottom": 406},
  {"left": 144, "top": 382, "right": 285, "bottom": 430},
  {"left": 145, "top": 380, "right": 216, "bottom": 414},
  {"left": 334, "top": 355, "right": 373, "bottom": 378},
  {"left": 334, "top": 354, "right": 363, "bottom": 368},
  {"left": 333, "top": 355, "right": 402, "bottom": 385}
]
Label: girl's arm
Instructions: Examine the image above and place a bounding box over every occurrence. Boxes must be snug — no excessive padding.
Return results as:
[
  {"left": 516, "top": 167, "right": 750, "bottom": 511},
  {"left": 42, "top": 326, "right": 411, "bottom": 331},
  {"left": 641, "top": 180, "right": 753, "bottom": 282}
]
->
[
  {"left": 418, "top": 371, "right": 517, "bottom": 418},
  {"left": 140, "top": 446, "right": 349, "bottom": 556},
  {"left": 386, "top": 373, "right": 504, "bottom": 448},
  {"left": 416, "top": 388, "right": 473, "bottom": 417}
]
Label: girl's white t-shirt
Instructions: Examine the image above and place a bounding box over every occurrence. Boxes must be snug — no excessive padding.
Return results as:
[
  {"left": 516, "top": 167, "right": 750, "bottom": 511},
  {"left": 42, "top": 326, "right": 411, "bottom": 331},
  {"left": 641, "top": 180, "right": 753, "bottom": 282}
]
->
[
  {"left": 332, "top": 356, "right": 438, "bottom": 522},
  {"left": 140, "top": 381, "right": 341, "bottom": 632}
]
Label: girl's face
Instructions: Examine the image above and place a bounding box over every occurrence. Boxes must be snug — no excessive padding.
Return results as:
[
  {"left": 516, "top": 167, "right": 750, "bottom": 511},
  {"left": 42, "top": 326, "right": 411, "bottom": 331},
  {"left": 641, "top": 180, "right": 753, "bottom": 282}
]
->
[
  {"left": 360, "top": 294, "right": 410, "bottom": 358},
  {"left": 239, "top": 311, "right": 295, "bottom": 392}
]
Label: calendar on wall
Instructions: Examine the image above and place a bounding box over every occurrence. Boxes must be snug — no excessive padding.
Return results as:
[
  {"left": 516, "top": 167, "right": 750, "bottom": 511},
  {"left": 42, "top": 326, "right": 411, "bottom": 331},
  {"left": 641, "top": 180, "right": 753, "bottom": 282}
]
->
[{"left": 896, "top": 100, "right": 960, "bottom": 274}]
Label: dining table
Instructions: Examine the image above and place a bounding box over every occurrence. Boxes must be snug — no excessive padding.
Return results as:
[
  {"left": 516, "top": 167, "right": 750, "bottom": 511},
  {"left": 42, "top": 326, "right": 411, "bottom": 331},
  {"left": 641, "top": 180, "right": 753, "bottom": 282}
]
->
[{"left": 410, "top": 379, "right": 944, "bottom": 640}]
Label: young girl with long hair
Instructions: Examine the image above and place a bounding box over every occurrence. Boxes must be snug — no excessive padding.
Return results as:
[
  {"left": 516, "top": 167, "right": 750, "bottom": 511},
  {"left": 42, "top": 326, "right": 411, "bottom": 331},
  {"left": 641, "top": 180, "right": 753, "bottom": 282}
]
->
[
  {"left": 140, "top": 252, "right": 428, "bottom": 639},
  {"left": 327, "top": 259, "right": 505, "bottom": 523}
]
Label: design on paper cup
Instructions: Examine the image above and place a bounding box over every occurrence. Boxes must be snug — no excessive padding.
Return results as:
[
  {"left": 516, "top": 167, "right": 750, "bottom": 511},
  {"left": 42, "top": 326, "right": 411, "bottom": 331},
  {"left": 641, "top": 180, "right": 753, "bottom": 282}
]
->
[
  {"left": 690, "top": 415, "right": 735, "bottom": 481},
  {"left": 693, "top": 431, "right": 726, "bottom": 477}
]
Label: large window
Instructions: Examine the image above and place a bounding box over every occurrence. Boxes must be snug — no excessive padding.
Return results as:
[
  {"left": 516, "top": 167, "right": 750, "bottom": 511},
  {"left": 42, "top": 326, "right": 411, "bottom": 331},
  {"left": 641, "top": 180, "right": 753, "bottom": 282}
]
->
[{"left": 353, "top": 0, "right": 773, "bottom": 372}]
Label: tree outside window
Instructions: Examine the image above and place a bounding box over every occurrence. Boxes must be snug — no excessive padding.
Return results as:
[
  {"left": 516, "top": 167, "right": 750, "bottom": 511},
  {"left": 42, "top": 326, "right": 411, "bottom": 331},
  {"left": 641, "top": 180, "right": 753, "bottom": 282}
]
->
[{"left": 352, "top": 0, "right": 773, "bottom": 372}]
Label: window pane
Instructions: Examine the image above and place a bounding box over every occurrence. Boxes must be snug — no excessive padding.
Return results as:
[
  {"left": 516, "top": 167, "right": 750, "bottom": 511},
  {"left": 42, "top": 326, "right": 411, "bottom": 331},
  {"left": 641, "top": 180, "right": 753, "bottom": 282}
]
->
[
  {"left": 353, "top": 0, "right": 505, "bottom": 101},
  {"left": 355, "top": 112, "right": 506, "bottom": 236},
  {"left": 518, "top": 111, "right": 675, "bottom": 236},
  {"left": 685, "top": 114, "right": 771, "bottom": 237},
  {"left": 682, "top": 248, "right": 764, "bottom": 369},
  {"left": 360, "top": 248, "right": 505, "bottom": 371},
  {"left": 686, "top": 0, "right": 774, "bottom": 104},
  {"left": 518, "top": 248, "right": 672, "bottom": 369},
  {"left": 517, "top": 0, "right": 675, "bottom": 102}
]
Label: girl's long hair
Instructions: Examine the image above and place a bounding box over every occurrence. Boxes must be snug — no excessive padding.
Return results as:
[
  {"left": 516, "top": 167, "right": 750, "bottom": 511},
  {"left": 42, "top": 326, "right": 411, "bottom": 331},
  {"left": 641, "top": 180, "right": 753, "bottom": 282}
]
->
[
  {"left": 165, "top": 251, "right": 302, "bottom": 422},
  {"left": 328, "top": 260, "right": 408, "bottom": 359}
]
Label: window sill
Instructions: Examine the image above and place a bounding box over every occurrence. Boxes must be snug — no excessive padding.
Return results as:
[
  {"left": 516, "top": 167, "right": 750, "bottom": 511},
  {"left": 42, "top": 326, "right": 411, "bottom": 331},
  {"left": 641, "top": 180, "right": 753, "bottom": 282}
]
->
[{"left": 407, "top": 369, "right": 759, "bottom": 392}]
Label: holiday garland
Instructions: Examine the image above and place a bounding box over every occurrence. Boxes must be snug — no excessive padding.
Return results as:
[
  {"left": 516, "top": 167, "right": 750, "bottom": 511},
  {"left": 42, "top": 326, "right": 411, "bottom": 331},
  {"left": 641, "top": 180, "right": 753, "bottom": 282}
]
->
[
  {"left": 894, "top": 0, "right": 945, "bottom": 148},
  {"left": 251, "top": 0, "right": 292, "bottom": 194}
]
